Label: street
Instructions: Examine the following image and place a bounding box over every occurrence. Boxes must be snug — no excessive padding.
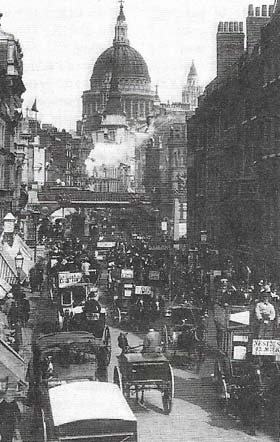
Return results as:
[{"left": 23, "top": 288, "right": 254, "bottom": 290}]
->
[{"left": 108, "top": 326, "right": 276, "bottom": 442}]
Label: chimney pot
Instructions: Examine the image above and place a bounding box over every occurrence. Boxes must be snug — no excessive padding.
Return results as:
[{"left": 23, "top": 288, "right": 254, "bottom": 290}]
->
[
  {"left": 234, "top": 21, "right": 238, "bottom": 32},
  {"left": 248, "top": 4, "right": 254, "bottom": 16},
  {"left": 269, "top": 4, "right": 274, "bottom": 15},
  {"left": 224, "top": 22, "right": 229, "bottom": 32},
  {"left": 229, "top": 22, "right": 234, "bottom": 32},
  {"left": 262, "top": 5, "right": 268, "bottom": 15},
  {"left": 239, "top": 22, "right": 244, "bottom": 33},
  {"left": 218, "top": 22, "right": 223, "bottom": 32},
  {"left": 255, "top": 6, "right": 261, "bottom": 16}
]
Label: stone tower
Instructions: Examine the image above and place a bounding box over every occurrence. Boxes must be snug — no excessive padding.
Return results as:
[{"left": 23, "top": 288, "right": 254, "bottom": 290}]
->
[{"left": 182, "top": 61, "right": 203, "bottom": 111}]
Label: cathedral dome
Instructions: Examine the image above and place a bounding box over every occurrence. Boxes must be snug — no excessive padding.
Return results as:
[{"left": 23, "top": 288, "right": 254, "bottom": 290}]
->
[{"left": 90, "top": 45, "right": 151, "bottom": 91}]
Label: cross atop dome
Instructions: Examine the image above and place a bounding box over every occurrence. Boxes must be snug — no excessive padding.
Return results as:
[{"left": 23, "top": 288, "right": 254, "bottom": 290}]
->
[
  {"left": 118, "top": 0, "right": 126, "bottom": 22},
  {"left": 114, "top": 0, "right": 129, "bottom": 46}
]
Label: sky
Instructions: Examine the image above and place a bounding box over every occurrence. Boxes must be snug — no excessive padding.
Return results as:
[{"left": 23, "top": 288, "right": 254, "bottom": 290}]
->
[{"left": 0, "top": 0, "right": 269, "bottom": 130}]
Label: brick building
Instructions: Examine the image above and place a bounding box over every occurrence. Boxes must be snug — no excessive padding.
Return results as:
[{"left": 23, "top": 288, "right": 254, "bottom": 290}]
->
[{"left": 187, "top": 2, "right": 280, "bottom": 280}]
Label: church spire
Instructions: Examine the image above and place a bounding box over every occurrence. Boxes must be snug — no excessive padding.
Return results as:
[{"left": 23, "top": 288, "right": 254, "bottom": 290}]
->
[
  {"left": 114, "top": 1, "right": 129, "bottom": 46},
  {"left": 188, "top": 60, "right": 198, "bottom": 78},
  {"left": 104, "top": 48, "right": 125, "bottom": 117}
]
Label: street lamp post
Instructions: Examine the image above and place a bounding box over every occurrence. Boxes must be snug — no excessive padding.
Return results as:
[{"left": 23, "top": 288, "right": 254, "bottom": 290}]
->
[
  {"left": 30, "top": 210, "right": 41, "bottom": 264},
  {"left": 15, "top": 249, "right": 24, "bottom": 285}
]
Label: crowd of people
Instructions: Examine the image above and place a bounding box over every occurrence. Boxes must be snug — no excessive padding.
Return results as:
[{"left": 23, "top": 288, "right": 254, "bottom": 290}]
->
[{"left": 47, "top": 238, "right": 101, "bottom": 287}]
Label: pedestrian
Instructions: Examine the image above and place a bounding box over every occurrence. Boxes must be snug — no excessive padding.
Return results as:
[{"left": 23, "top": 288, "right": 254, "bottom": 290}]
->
[
  {"left": 18, "top": 294, "right": 30, "bottom": 327},
  {"left": 118, "top": 332, "right": 129, "bottom": 354},
  {"left": 0, "top": 391, "right": 21, "bottom": 442},
  {"left": 7, "top": 301, "right": 17, "bottom": 329},
  {"left": 255, "top": 292, "right": 276, "bottom": 338},
  {"left": 142, "top": 327, "right": 162, "bottom": 353},
  {"left": 2, "top": 293, "right": 14, "bottom": 316},
  {"left": 81, "top": 258, "right": 91, "bottom": 282}
]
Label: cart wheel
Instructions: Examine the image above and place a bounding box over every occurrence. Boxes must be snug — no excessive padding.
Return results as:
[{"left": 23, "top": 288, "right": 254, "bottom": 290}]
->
[
  {"left": 212, "top": 360, "right": 220, "bottom": 384},
  {"left": 162, "top": 390, "right": 172, "bottom": 415},
  {"left": 162, "top": 325, "right": 169, "bottom": 351},
  {"left": 218, "top": 378, "right": 229, "bottom": 414},
  {"left": 102, "top": 326, "right": 111, "bottom": 366},
  {"left": 41, "top": 408, "right": 47, "bottom": 442},
  {"left": 113, "top": 366, "right": 123, "bottom": 394},
  {"left": 162, "top": 363, "right": 174, "bottom": 415},
  {"left": 111, "top": 307, "right": 121, "bottom": 325},
  {"left": 117, "top": 308, "right": 122, "bottom": 324}
]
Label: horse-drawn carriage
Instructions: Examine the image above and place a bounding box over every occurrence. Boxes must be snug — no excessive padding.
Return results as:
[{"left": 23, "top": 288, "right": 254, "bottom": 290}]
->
[
  {"left": 29, "top": 331, "right": 136, "bottom": 441},
  {"left": 114, "top": 348, "right": 174, "bottom": 415},
  {"left": 161, "top": 302, "right": 207, "bottom": 367},
  {"left": 213, "top": 301, "right": 280, "bottom": 435}
]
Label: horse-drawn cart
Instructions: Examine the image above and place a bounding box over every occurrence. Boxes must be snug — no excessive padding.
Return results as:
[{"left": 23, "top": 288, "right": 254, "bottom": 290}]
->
[
  {"left": 114, "top": 350, "right": 174, "bottom": 415},
  {"left": 213, "top": 301, "right": 280, "bottom": 435},
  {"left": 161, "top": 303, "right": 207, "bottom": 367}
]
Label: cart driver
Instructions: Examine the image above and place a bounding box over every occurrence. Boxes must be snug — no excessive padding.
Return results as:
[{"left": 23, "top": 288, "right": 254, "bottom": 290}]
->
[
  {"left": 255, "top": 292, "right": 276, "bottom": 338},
  {"left": 142, "top": 327, "right": 162, "bottom": 354}
]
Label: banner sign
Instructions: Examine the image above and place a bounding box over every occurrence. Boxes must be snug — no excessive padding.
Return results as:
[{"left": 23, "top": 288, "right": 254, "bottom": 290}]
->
[
  {"left": 58, "top": 272, "right": 83, "bottom": 289},
  {"left": 149, "top": 271, "right": 160, "bottom": 281},
  {"left": 150, "top": 245, "right": 169, "bottom": 251},
  {"left": 252, "top": 339, "right": 280, "bottom": 356},
  {"left": 135, "top": 286, "right": 153, "bottom": 295},
  {"left": 97, "top": 242, "right": 115, "bottom": 249},
  {"left": 121, "top": 269, "right": 134, "bottom": 279}
]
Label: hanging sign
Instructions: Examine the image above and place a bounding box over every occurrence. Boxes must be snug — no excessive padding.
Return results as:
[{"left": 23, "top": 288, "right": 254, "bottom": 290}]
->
[
  {"left": 58, "top": 272, "right": 83, "bottom": 288},
  {"left": 252, "top": 339, "right": 280, "bottom": 356},
  {"left": 121, "top": 269, "right": 134, "bottom": 279},
  {"left": 135, "top": 286, "right": 153, "bottom": 295}
]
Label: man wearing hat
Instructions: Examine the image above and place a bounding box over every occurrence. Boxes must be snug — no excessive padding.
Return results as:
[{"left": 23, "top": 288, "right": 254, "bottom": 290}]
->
[
  {"left": 255, "top": 292, "right": 275, "bottom": 338},
  {"left": 142, "top": 327, "right": 162, "bottom": 353},
  {"left": 0, "top": 390, "right": 21, "bottom": 442},
  {"left": 83, "top": 290, "right": 101, "bottom": 314}
]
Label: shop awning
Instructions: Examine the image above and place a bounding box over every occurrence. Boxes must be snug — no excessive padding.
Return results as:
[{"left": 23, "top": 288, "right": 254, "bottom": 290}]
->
[
  {"left": 0, "top": 339, "right": 27, "bottom": 386},
  {"left": 0, "top": 278, "right": 12, "bottom": 300},
  {"left": 0, "top": 248, "right": 18, "bottom": 286}
]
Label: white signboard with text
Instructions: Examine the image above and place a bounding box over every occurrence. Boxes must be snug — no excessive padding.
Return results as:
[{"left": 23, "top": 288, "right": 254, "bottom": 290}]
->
[
  {"left": 97, "top": 242, "right": 115, "bottom": 249},
  {"left": 121, "top": 269, "right": 134, "bottom": 279},
  {"left": 58, "top": 272, "right": 83, "bottom": 289},
  {"left": 252, "top": 339, "right": 280, "bottom": 356},
  {"left": 135, "top": 286, "right": 153, "bottom": 295}
]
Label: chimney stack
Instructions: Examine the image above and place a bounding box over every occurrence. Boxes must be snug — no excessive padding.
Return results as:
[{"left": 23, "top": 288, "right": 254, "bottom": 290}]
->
[
  {"left": 217, "top": 21, "right": 244, "bottom": 79},
  {"left": 246, "top": 4, "right": 273, "bottom": 55}
]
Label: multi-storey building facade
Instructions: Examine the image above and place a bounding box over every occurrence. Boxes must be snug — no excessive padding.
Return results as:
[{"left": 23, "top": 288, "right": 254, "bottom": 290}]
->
[
  {"left": 0, "top": 15, "right": 25, "bottom": 219},
  {"left": 187, "top": 2, "right": 280, "bottom": 279}
]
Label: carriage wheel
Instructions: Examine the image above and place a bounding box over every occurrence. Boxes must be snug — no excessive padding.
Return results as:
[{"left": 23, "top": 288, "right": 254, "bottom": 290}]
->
[
  {"left": 218, "top": 378, "right": 229, "bottom": 414},
  {"left": 212, "top": 360, "right": 220, "bottom": 384},
  {"left": 111, "top": 307, "right": 121, "bottom": 325},
  {"left": 162, "top": 363, "right": 174, "bottom": 415},
  {"left": 113, "top": 366, "right": 123, "bottom": 394},
  {"left": 40, "top": 408, "right": 47, "bottom": 442},
  {"left": 162, "top": 325, "right": 169, "bottom": 352}
]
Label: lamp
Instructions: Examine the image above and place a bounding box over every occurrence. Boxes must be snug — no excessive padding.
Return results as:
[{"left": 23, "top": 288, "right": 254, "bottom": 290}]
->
[
  {"left": 15, "top": 249, "right": 24, "bottom": 284},
  {"left": 3, "top": 213, "right": 16, "bottom": 233},
  {"left": 200, "top": 230, "right": 208, "bottom": 244}
]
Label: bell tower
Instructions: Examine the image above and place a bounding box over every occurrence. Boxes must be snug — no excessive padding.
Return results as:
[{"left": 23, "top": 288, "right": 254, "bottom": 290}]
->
[{"left": 113, "top": 1, "right": 130, "bottom": 46}]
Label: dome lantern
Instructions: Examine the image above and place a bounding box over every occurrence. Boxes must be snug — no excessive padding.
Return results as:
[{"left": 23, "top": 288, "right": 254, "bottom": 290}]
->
[{"left": 114, "top": 1, "right": 129, "bottom": 46}]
